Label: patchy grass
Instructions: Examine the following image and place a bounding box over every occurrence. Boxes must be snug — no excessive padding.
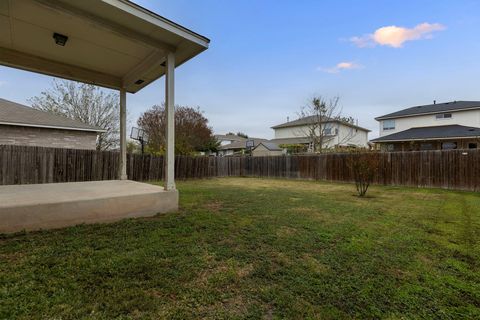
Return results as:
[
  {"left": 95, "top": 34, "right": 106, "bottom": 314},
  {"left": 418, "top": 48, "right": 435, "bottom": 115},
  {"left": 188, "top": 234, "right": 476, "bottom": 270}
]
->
[{"left": 1, "top": 178, "right": 479, "bottom": 319}]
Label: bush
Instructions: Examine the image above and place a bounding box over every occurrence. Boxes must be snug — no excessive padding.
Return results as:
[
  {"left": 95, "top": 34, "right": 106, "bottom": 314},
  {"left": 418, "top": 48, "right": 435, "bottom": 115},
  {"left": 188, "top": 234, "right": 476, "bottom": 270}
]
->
[{"left": 347, "top": 152, "right": 380, "bottom": 197}]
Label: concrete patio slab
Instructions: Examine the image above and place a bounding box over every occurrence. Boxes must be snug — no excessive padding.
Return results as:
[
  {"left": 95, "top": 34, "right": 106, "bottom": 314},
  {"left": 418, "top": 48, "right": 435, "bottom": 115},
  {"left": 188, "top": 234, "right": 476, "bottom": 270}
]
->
[{"left": 0, "top": 180, "right": 178, "bottom": 233}]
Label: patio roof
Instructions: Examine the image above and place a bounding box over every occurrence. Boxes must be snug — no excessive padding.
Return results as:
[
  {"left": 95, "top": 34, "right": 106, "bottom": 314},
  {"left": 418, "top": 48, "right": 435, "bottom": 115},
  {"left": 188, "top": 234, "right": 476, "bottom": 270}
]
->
[
  {"left": 0, "top": 0, "right": 209, "bottom": 190},
  {"left": 0, "top": 0, "right": 209, "bottom": 93}
]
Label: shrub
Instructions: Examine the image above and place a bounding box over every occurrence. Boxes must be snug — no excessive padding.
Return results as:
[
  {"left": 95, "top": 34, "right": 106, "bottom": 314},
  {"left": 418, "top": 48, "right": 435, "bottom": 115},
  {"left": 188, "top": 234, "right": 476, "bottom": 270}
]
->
[{"left": 347, "top": 152, "right": 380, "bottom": 197}]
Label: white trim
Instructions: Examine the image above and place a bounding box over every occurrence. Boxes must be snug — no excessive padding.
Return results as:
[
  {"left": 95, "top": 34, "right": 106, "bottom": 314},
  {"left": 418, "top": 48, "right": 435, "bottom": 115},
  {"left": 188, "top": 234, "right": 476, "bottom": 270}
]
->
[
  {"left": 0, "top": 121, "right": 106, "bottom": 133},
  {"left": 376, "top": 106, "right": 480, "bottom": 121}
]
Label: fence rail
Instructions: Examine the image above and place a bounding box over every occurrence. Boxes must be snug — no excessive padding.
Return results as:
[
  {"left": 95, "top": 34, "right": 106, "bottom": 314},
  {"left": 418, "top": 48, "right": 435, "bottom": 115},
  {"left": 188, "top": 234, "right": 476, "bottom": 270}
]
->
[{"left": 1, "top": 145, "right": 479, "bottom": 191}]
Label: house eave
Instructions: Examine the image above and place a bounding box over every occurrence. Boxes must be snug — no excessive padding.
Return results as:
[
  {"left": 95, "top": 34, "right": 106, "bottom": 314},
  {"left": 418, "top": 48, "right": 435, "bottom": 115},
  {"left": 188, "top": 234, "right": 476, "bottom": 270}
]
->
[
  {"left": 0, "top": 121, "right": 106, "bottom": 133},
  {"left": 375, "top": 106, "right": 480, "bottom": 121}
]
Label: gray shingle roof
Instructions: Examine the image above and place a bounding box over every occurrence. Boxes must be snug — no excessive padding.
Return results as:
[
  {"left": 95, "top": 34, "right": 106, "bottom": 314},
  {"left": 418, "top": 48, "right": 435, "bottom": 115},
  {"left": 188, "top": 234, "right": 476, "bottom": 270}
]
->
[
  {"left": 371, "top": 125, "right": 480, "bottom": 142},
  {"left": 270, "top": 137, "right": 312, "bottom": 145},
  {"left": 214, "top": 134, "right": 246, "bottom": 142},
  {"left": 272, "top": 116, "right": 370, "bottom": 132},
  {"left": 0, "top": 98, "right": 105, "bottom": 132},
  {"left": 256, "top": 142, "right": 282, "bottom": 151},
  {"left": 376, "top": 101, "right": 480, "bottom": 120},
  {"left": 218, "top": 138, "right": 268, "bottom": 150}
]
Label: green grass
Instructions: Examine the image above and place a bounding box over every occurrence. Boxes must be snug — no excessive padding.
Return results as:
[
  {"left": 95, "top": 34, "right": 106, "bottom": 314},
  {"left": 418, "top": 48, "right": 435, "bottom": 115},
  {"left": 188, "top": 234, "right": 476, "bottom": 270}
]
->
[{"left": 1, "top": 178, "right": 480, "bottom": 319}]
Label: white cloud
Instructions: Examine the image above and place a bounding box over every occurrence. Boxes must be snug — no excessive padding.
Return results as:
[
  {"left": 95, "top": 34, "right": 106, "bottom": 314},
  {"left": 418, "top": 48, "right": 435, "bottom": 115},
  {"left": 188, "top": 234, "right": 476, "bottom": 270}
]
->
[
  {"left": 318, "top": 61, "right": 364, "bottom": 74},
  {"left": 350, "top": 22, "right": 446, "bottom": 48}
]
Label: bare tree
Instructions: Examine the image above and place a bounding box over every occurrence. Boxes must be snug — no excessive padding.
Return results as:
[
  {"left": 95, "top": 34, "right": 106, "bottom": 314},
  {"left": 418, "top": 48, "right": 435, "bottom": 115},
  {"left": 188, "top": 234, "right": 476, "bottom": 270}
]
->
[
  {"left": 29, "top": 80, "right": 120, "bottom": 150},
  {"left": 296, "top": 96, "right": 356, "bottom": 153}
]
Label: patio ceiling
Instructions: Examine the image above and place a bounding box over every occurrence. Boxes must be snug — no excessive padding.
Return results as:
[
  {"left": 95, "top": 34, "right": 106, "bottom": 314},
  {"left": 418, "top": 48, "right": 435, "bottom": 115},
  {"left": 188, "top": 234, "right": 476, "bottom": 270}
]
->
[{"left": 0, "top": 0, "right": 210, "bottom": 93}]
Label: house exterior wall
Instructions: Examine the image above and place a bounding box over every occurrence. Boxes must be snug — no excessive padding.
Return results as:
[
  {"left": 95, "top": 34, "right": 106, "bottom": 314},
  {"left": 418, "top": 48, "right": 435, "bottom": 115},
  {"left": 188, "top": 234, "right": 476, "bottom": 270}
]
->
[
  {"left": 252, "top": 144, "right": 283, "bottom": 157},
  {"left": 378, "top": 109, "right": 480, "bottom": 137},
  {"left": 0, "top": 125, "right": 98, "bottom": 149},
  {"left": 273, "top": 123, "right": 369, "bottom": 148}
]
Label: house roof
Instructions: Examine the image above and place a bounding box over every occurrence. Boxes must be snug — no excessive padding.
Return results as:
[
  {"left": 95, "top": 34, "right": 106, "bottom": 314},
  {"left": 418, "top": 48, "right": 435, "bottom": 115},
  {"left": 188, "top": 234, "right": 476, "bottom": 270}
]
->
[
  {"left": 271, "top": 116, "right": 370, "bottom": 132},
  {"left": 214, "top": 134, "right": 247, "bottom": 142},
  {"left": 219, "top": 138, "right": 269, "bottom": 150},
  {"left": 370, "top": 125, "right": 480, "bottom": 143},
  {"left": 255, "top": 142, "right": 282, "bottom": 151},
  {"left": 376, "top": 101, "right": 480, "bottom": 120},
  {"left": 0, "top": 98, "right": 105, "bottom": 132},
  {"left": 270, "top": 137, "right": 312, "bottom": 145}
]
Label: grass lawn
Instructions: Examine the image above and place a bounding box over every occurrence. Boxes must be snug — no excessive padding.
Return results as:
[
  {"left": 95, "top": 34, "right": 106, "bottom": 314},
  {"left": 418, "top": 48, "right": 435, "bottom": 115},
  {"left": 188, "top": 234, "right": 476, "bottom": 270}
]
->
[{"left": 1, "top": 178, "right": 480, "bottom": 319}]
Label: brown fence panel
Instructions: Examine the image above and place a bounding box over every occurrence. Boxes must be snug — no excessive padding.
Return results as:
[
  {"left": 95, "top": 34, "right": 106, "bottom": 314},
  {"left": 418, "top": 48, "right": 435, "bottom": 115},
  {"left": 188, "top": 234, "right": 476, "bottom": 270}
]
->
[{"left": 0, "top": 145, "right": 479, "bottom": 191}]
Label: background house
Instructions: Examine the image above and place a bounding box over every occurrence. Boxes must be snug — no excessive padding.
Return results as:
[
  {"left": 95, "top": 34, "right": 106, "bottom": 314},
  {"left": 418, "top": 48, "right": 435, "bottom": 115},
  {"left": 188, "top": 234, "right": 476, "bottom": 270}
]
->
[
  {"left": 252, "top": 142, "right": 283, "bottom": 156},
  {"left": 217, "top": 137, "right": 269, "bottom": 156},
  {"left": 270, "top": 116, "right": 370, "bottom": 152},
  {"left": 214, "top": 134, "right": 247, "bottom": 147},
  {"left": 372, "top": 101, "right": 480, "bottom": 151},
  {"left": 0, "top": 98, "right": 105, "bottom": 150}
]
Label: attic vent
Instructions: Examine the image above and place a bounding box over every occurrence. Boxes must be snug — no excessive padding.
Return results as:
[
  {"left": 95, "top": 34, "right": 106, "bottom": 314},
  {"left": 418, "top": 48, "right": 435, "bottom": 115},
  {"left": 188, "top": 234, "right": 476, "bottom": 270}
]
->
[{"left": 135, "top": 79, "right": 144, "bottom": 85}]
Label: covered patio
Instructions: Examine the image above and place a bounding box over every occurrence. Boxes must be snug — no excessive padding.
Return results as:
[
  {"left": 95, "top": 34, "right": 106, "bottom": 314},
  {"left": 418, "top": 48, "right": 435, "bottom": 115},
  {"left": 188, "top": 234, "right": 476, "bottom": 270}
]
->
[{"left": 0, "top": 0, "right": 209, "bottom": 233}]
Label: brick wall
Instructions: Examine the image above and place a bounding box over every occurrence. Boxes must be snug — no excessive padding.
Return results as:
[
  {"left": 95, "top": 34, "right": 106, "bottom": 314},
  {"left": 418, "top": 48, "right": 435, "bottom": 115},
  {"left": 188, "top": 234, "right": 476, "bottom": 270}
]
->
[{"left": 0, "top": 125, "right": 98, "bottom": 150}]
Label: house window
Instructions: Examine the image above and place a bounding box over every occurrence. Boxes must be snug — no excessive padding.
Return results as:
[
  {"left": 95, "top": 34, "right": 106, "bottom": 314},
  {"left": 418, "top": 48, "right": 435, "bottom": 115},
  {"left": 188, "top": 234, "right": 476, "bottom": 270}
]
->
[
  {"left": 383, "top": 120, "right": 395, "bottom": 130},
  {"left": 386, "top": 144, "right": 394, "bottom": 151},
  {"left": 441, "top": 142, "right": 457, "bottom": 150},
  {"left": 323, "top": 124, "right": 335, "bottom": 135},
  {"left": 469, "top": 143, "right": 477, "bottom": 149},
  {"left": 435, "top": 113, "right": 452, "bottom": 119}
]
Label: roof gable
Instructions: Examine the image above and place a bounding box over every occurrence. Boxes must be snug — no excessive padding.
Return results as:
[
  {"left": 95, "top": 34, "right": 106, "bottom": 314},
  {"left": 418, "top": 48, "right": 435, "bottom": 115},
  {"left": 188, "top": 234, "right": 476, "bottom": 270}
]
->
[{"left": 0, "top": 98, "right": 105, "bottom": 132}]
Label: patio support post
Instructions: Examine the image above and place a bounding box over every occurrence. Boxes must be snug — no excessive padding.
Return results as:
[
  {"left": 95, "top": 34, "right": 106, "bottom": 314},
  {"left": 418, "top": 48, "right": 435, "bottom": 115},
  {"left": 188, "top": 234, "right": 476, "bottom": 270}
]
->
[
  {"left": 119, "top": 88, "right": 128, "bottom": 180},
  {"left": 164, "top": 52, "right": 176, "bottom": 190}
]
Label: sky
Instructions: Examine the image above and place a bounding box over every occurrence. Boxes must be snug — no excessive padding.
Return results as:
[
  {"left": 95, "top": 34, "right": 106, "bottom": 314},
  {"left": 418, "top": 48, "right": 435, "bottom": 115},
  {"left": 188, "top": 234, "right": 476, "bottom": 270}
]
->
[{"left": 1, "top": 0, "right": 480, "bottom": 139}]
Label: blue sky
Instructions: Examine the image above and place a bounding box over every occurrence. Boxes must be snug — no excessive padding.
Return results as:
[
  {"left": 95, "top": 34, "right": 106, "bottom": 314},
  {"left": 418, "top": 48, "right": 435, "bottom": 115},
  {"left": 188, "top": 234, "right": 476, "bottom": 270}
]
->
[{"left": 1, "top": 0, "right": 480, "bottom": 139}]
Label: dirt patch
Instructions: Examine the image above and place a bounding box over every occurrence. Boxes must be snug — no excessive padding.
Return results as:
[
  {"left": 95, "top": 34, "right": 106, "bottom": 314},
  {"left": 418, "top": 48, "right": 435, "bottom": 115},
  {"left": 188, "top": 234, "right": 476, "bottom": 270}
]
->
[
  {"left": 276, "top": 226, "right": 298, "bottom": 238},
  {"left": 203, "top": 201, "right": 223, "bottom": 212}
]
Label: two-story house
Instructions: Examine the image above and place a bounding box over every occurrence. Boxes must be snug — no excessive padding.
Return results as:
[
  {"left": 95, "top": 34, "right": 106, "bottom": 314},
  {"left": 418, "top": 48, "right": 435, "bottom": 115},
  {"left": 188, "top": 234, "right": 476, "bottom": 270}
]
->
[
  {"left": 270, "top": 116, "right": 370, "bottom": 152},
  {"left": 371, "top": 101, "right": 480, "bottom": 151}
]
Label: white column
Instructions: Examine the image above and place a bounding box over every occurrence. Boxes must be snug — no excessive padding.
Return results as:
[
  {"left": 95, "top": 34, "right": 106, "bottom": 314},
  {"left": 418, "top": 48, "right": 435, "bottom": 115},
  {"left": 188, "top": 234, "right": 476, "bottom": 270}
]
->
[
  {"left": 119, "top": 88, "right": 128, "bottom": 180},
  {"left": 164, "top": 52, "right": 176, "bottom": 190}
]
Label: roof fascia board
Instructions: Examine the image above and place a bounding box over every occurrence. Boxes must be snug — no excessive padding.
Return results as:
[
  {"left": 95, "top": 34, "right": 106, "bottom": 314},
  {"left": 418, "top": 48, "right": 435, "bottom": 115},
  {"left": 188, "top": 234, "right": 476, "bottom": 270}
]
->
[
  {"left": 0, "top": 121, "right": 106, "bottom": 133},
  {"left": 375, "top": 106, "right": 480, "bottom": 121},
  {"left": 103, "top": 0, "right": 210, "bottom": 48}
]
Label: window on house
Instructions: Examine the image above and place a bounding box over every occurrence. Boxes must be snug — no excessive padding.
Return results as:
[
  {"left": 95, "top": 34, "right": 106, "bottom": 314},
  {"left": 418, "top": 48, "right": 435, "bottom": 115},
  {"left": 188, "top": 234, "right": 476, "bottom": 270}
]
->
[
  {"left": 469, "top": 143, "right": 478, "bottom": 149},
  {"left": 441, "top": 142, "right": 457, "bottom": 150},
  {"left": 323, "top": 124, "right": 334, "bottom": 135},
  {"left": 386, "top": 144, "right": 394, "bottom": 151},
  {"left": 383, "top": 120, "right": 395, "bottom": 130},
  {"left": 435, "top": 113, "right": 452, "bottom": 119}
]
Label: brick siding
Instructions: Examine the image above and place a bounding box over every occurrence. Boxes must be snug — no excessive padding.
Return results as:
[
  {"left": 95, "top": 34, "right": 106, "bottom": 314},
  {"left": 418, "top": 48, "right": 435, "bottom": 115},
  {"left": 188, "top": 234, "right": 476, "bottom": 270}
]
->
[{"left": 0, "top": 124, "right": 98, "bottom": 150}]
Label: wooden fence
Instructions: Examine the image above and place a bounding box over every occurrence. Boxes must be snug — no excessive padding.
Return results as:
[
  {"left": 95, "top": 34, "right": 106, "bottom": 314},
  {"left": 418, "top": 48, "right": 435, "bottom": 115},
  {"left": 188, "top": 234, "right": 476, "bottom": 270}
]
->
[{"left": 1, "top": 145, "right": 479, "bottom": 191}]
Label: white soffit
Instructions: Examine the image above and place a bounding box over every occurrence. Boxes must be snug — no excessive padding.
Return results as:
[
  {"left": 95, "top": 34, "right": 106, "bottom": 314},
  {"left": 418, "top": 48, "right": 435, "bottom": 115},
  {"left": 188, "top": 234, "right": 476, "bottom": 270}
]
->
[{"left": 0, "top": 0, "right": 209, "bottom": 93}]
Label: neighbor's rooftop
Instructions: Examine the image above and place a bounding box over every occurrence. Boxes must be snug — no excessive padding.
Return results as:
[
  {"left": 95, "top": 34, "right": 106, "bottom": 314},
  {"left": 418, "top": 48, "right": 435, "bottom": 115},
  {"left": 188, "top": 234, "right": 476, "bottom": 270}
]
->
[
  {"left": 272, "top": 116, "right": 370, "bottom": 132},
  {"left": 376, "top": 101, "right": 480, "bottom": 120},
  {"left": 371, "top": 124, "right": 480, "bottom": 142},
  {"left": 0, "top": 98, "right": 105, "bottom": 132}
]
